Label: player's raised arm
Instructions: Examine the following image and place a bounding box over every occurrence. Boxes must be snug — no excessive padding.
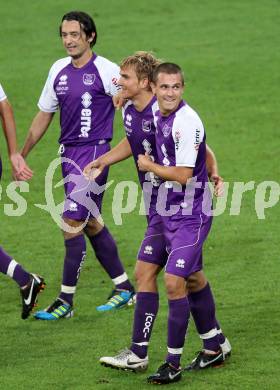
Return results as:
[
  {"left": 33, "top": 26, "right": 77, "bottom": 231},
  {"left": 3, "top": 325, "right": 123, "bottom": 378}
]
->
[
  {"left": 84, "top": 137, "right": 132, "bottom": 179},
  {"left": 206, "top": 144, "right": 224, "bottom": 196},
  {"left": 21, "top": 111, "right": 54, "bottom": 158}
]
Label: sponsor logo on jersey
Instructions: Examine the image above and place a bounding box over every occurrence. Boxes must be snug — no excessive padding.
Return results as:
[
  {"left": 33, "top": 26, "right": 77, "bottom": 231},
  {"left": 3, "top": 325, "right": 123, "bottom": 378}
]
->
[
  {"left": 142, "top": 139, "right": 152, "bottom": 155},
  {"left": 194, "top": 128, "right": 201, "bottom": 150},
  {"left": 112, "top": 77, "right": 121, "bottom": 90},
  {"left": 161, "top": 144, "right": 170, "bottom": 166},
  {"left": 79, "top": 93, "right": 92, "bottom": 138},
  {"left": 175, "top": 130, "right": 181, "bottom": 151},
  {"left": 176, "top": 259, "right": 185, "bottom": 268},
  {"left": 83, "top": 73, "right": 95, "bottom": 86},
  {"left": 58, "top": 74, "right": 68, "bottom": 85},
  {"left": 56, "top": 75, "right": 69, "bottom": 95},
  {"left": 142, "top": 119, "right": 151, "bottom": 133},
  {"left": 125, "top": 113, "right": 132, "bottom": 127},
  {"left": 143, "top": 313, "right": 155, "bottom": 338},
  {"left": 162, "top": 124, "right": 172, "bottom": 137},
  {"left": 125, "top": 126, "right": 132, "bottom": 137},
  {"left": 144, "top": 245, "right": 153, "bottom": 255}
]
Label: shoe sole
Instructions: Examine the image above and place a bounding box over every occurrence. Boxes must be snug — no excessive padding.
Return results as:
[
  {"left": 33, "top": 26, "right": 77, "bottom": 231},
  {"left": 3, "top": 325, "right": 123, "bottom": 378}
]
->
[
  {"left": 147, "top": 377, "right": 182, "bottom": 384},
  {"left": 100, "top": 361, "right": 147, "bottom": 373}
]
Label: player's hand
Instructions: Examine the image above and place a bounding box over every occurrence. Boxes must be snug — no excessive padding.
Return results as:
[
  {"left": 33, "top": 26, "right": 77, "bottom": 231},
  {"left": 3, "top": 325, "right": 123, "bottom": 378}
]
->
[
  {"left": 83, "top": 159, "right": 105, "bottom": 180},
  {"left": 112, "top": 92, "right": 126, "bottom": 110},
  {"left": 10, "top": 153, "right": 33, "bottom": 181},
  {"left": 210, "top": 174, "right": 224, "bottom": 197},
  {"left": 137, "top": 153, "right": 153, "bottom": 172}
]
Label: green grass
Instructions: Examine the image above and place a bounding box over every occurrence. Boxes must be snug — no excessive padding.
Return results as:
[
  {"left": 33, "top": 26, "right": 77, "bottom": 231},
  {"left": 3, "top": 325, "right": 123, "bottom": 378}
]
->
[{"left": 0, "top": 0, "right": 279, "bottom": 388}]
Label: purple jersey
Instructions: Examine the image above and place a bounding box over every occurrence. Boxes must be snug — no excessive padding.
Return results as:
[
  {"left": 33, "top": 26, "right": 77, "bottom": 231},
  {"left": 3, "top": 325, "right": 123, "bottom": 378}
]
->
[
  {"left": 38, "top": 54, "right": 120, "bottom": 146},
  {"left": 155, "top": 100, "right": 209, "bottom": 216},
  {"left": 122, "top": 96, "right": 160, "bottom": 214}
]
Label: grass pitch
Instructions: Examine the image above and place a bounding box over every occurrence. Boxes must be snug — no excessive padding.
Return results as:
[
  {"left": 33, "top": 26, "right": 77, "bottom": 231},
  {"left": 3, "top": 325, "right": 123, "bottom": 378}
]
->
[{"left": 0, "top": 1, "right": 279, "bottom": 389}]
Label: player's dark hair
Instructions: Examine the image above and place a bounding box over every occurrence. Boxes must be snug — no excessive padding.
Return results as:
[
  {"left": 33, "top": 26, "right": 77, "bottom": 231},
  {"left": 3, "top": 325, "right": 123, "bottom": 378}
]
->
[
  {"left": 152, "top": 63, "right": 184, "bottom": 86},
  {"left": 60, "top": 11, "right": 97, "bottom": 47}
]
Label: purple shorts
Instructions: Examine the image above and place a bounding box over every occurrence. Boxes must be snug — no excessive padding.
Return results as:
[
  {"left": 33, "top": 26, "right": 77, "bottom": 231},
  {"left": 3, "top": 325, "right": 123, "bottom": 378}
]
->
[
  {"left": 164, "top": 214, "right": 212, "bottom": 279},
  {"left": 60, "top": 143, "right": 110, "bottom": 221},
  {"left": 137, "top": 212, "right": 168, "bottom": 267}
]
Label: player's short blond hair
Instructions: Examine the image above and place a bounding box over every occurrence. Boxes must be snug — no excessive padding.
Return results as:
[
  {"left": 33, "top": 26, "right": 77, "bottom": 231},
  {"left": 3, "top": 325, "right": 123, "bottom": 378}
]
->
[{"left": 120, "top": 51, "right": 162, "bottom": 89}]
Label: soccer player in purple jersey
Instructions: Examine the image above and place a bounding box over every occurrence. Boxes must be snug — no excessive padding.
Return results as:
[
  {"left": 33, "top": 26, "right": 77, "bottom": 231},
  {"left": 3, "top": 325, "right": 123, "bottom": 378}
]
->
[
  {"left": 84, "top": 54, "right": 230, "bottom": 379},
  {"left": 134, "top": 62, "right": 228, "bottom": 384},
  {"left": 20, "top": 11, "right": 135, "bottom": 320},
  {"left": 0, "top": 83, "right": 45, "bottom": 319}
]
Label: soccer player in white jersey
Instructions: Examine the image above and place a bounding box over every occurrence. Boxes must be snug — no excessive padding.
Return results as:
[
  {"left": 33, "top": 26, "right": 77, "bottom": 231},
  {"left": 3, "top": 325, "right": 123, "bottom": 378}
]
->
[
  {"left": 0, "top": 82, "right": 45, "bottom": 319},
  {"left": 83, "top": 54, "right": 230, "bottom": 380},
  {"left": 20, "top": 11, "right": 135, "bottom": 320}
]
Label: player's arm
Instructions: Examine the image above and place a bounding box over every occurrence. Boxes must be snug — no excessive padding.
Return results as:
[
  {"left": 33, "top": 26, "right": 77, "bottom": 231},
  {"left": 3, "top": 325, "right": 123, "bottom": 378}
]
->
[
  {"left": 21, "top": 110, "right": 54, "bottom": 158},
  {"left": 0, "top": 98, "right": 33, "bottom": 180},
  {"left": 137, "top": 154, "right": 192, "bottom": 185},
  {"left": 84, "top": 137, "right": 132, "bottom": 179},
  {"left": 206, "top": 144, "right": 224, "bottom": 196}
]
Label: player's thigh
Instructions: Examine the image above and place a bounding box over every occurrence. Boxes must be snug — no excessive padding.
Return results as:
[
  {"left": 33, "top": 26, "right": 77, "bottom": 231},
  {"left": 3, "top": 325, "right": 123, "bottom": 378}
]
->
[
  {"left": 165, "top": 215, "right": 209, "bottom": 279},
  {"left": 137, "top": 213, "right": 168, "bottom": 268},
  {"left": 134, "top": 260, "right": 162, "bottom": 282}
]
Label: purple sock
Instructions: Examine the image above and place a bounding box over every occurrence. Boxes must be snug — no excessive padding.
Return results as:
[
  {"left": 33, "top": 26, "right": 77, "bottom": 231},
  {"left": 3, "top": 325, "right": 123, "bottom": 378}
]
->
[
  {"left": 216, "top": 320, "right": 226, "bottom": 344},
  {"left": 88, "top": 226, "right": 133, "bottom": 291},
  {"left": 166, "top": 297, "right": 190, "bottom": 369},
  {"left": 0, "top": 246, "right": 30, "bottom": 287},
  {"left": 59, "top": 235, "right": 86, "bottom": 306},
  {"left": 130, "top": 292, "right": 159, "bottom": 358},
  {"left": 188, "top": 283, "right": 220, "bottom": 352}
]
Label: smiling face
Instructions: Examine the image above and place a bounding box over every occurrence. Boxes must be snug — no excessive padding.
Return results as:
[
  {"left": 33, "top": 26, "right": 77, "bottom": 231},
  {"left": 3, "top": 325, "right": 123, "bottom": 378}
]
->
[
  {"left": 152, "top": 72, "right": 184, "bottom": 116},
  {"left": 118, "top": 66, "right": 149, "bottom": 100},
  {"left": 60, "top": 20, "right": 94, "bottom": 60}
]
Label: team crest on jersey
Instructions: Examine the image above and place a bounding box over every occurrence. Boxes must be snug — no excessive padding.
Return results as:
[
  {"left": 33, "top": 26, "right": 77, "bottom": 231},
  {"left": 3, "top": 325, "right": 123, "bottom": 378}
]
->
[
  {"left": 83, "top": 73, "right": 95, "bottom": 86},
  {"left": 142, "top": 119, "right": 151, "bottom": 133},
  {"left": 162, "top": 124, "right": 172, "bottom": 137}
]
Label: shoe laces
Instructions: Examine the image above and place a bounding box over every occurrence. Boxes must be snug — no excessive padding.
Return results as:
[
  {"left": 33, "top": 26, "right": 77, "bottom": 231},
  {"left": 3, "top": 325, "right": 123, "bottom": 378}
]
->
[{"left": 116, "top": 348, "right": 133, "bottom": 361}]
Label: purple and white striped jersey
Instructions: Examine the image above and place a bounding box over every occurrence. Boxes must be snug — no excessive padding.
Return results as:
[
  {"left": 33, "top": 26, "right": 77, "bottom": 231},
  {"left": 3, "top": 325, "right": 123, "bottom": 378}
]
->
[
  {"left": 155, "top": 100, "right": 209, "bottom": 216},
  {"left": 122, "top": 96, "right": 160, "bottom": 214},
  {"left": 0, "top": 83, "right": 7, "bottom": 102},
  {"left": 38, "top": 53, "right": 120, "bottom": 146}
]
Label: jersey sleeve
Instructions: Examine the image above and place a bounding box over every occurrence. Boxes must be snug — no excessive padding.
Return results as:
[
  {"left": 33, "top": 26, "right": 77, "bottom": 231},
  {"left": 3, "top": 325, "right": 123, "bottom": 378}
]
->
[
  {"left": 0, "top": 83, "right": 7, "bottom": 102},
  {"left": 37, "top": 57, "right": 71, "bottom": 113},
  {"left": 172, "top": 109, "right": 205, "bottom": 167},
  {"left": 38, "top": 68, "right": 59, "bottom": 113},
  {"left": 94, "top": 56, "right": 121, "bottom": 97}
]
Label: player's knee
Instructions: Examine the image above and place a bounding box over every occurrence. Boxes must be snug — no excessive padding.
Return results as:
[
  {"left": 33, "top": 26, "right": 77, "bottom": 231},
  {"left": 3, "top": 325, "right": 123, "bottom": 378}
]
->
[
  {"left": 84, "top": 218, "right": 104, "bottom": 236},
  {"left": 164, "top": 273, "right": 185, "bottom": 299},
  {"left": 62, "top": 217, "right": 85, "bottom": 240},
  {"left": 186, "top": 271, "right": 207, "bottom": 293},
  {"left": 134, "top": 264, "right": 158, "bottom": 290}
]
